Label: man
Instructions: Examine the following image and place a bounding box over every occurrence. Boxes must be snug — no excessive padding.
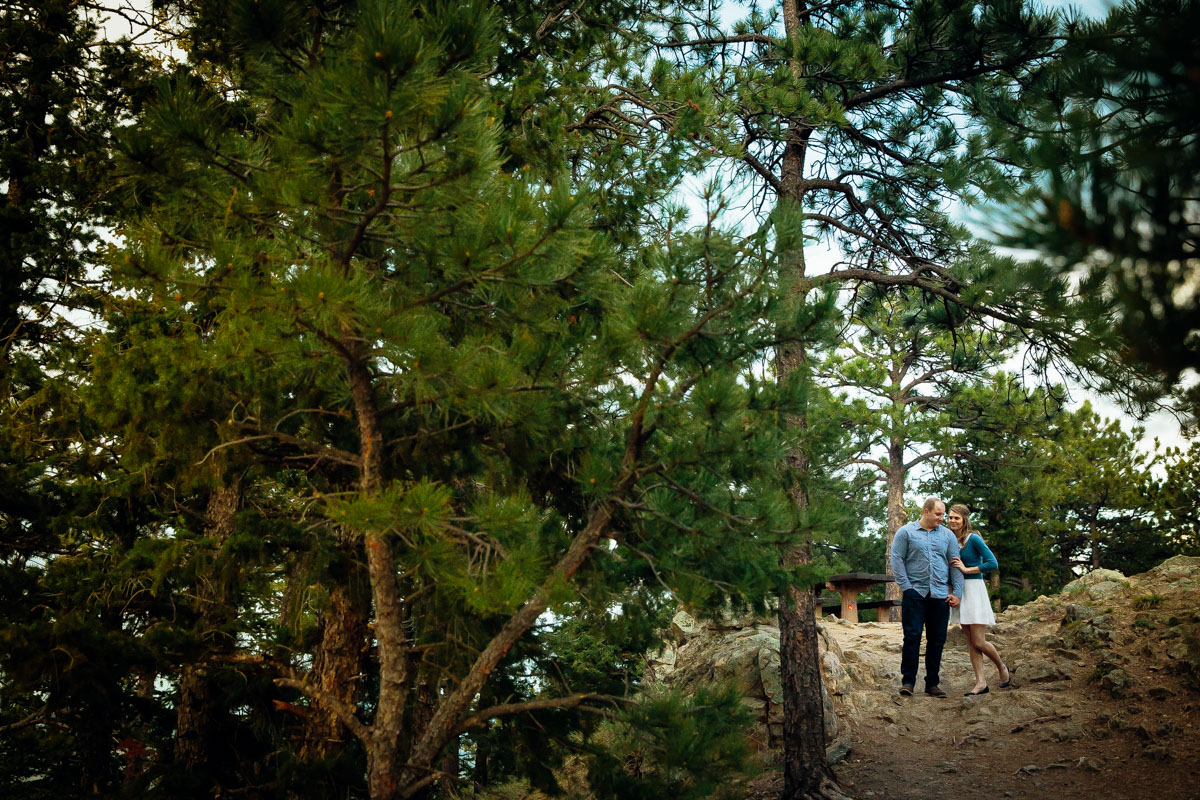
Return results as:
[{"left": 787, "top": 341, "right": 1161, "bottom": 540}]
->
[{"left": 890, "top": 497, "right": 963, "bottom": 697}]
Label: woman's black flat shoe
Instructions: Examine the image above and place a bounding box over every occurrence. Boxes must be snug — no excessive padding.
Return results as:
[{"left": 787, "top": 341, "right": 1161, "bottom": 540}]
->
[
  {"left": 998, "top": 665, "right": 1015, "bottom": 689},
  {"left": 964, "top": 686, "right": 990, "bottom": 696}
]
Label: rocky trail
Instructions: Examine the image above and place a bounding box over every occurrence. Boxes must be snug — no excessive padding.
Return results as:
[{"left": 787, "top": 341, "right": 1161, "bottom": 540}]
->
[{"left": 654, "top": 557, "right": 1200, "bottom": 799}]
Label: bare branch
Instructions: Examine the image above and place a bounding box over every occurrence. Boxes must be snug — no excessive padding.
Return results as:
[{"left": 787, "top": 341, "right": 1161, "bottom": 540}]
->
[{"left": 453, "top": 693, "right": 625, "bottom": 734}]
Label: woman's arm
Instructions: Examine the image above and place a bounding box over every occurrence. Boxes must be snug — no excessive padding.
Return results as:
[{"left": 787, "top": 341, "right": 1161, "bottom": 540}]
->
[
  {"left": 975, "top": 534, "right": 999, "bottom": 574},
  {"left": 949, "top": 535, "right": 994, "bottom": 574}
]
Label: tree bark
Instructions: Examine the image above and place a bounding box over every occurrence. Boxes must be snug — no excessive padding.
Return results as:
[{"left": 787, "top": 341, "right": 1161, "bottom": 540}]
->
[
  {"left": 344, "top": 346, "right": 412, "bottom": 800},
  {"left": 884, "top": 440, "right": 906, "bottom": 622},
  {"left": 174, "top": 484, "right": 242, "bottom": 785},
  {"left": 774, "top": 3, "right": 852, "bottom": 797},
  {"left": 299, "top": 567, "right": 369, "bottom": 761}
]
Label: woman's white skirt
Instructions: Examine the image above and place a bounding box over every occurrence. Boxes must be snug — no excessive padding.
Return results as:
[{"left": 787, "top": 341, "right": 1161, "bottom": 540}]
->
[{"left": 950, "top": 579, "right": 996, "bottom": 627}]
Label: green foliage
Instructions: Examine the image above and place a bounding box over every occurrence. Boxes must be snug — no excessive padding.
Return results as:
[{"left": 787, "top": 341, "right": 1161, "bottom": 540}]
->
[
  {"left": 3, "top": 1, "right": 1192, "bottom": 797},
  {"left": 994, "top": 0, "right": 1200, "bottom": 417},
  {"left": 1133, "top": 593, "right": 1165, "bottom": 610},
  {"left": 1148, "top": 442, "right": 1200, "bottom": 556},
  {"left": 930, "top": 398, "right": 1168, "bottom": 600},
  {"left": 0, "top": 0, "right": 835, "bottom": 796},
  {"left": 585, "top": 684, "right": 758, "bottom": 800}
]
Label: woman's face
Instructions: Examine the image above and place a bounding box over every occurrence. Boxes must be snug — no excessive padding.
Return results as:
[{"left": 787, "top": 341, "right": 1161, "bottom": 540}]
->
[{"left": 947, "top": 512, "right": 963, "bottom": 532}]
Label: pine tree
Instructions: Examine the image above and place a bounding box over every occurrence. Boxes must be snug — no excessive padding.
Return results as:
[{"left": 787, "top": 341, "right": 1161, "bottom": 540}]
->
[
  {"left": 930, "top": 398, "right": 1166, "bottom": 596},
  {"left": 99, "top": 1, "right": 824, "bottom": 797},
  {"left": 820, "top": 279, "right": 1018, "bottom": 619},
  {"left": 1150, "top": 443, "right": 1200, "bottom": 558},
  {"left": 645, "top": 2, "right": 1126, "bottom": 794},
  {"left": 0, "top": 3, "right": 158, "bottom": 795},
  {"left": 995, "top": 0, "right": 1200, "bottom": 414}
]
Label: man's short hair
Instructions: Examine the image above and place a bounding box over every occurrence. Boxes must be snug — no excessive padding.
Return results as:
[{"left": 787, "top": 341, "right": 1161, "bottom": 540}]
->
[{"left": 922, "top": 497, "right": 944, "bottom": 512}]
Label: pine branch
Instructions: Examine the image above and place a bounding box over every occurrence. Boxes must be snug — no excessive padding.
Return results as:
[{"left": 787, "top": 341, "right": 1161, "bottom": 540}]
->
[
  {"left": 453, "top": 693, "right": 626, "bottom": 734},
  {"left": 901, "top": 367, "right": 949, "bottom": 395},
  {"left": 405, "top": 289, "right": 749, "bottom": 774},
  {"left": 273, "top": 670, "right": 369, "bottom": 743},
  {"left": 659, "top": 33, "right": 775, "bottom": 48},
  {"left": 845, "top": 457, "right": 887, "bottom": 471},
  {"left": 197, "top": 432, "right": 362, "bottom": 469},
  {"left": 339, "top": 112, "right": 394, "bottom": 270},
  {"left": 843, "top": 53, "right": 1040, "bottom": 111},
  {"left": 807, "top": 267, "right": 1035, "bottom": 329},
  {"left": 0, "top": 709, "right": 44, "bottom": 736}
]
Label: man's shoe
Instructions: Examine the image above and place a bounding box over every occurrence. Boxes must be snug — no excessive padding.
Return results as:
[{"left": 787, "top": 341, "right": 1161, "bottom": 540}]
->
[
  {"left": 899, "top": 683, "right": 914, "bottom": 696},
  {"left": 925, "top": 685, "right": 947, "bottom": 698}
]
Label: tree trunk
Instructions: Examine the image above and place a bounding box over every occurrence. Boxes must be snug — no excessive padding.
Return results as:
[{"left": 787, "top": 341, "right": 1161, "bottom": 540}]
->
[
  {"left": 775, "top": 3, "right": 852, "bottom": 797},
  {"left": 299, "top": 567, "right": 369, "bottom": 760},
  {"left": 345, "top": 348, "right": 411, "bottom": 800},
  {"left": 884, "top": 441, "right": 906, "bottom": 622},
  {"left": 174, "top": 485, "right": 242, "bottom": 786}
]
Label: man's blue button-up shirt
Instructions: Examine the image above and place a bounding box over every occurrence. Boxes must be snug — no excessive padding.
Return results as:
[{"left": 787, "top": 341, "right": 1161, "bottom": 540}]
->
[{"left": 890, "top": 521, "right": 963, "bottom": 599}]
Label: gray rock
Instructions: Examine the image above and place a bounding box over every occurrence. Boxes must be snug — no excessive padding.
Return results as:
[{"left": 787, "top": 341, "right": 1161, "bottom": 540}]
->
[
  {"left": 825, "top": 734, "right": 853, "bottom": 765},
  {"left": 820, "top": 650, "right": 848, "bottom": 696},
  {"left": 1022, "top": 658, "right": 1072, "bottom": 683},
  {"left": 1062, "top": 604, "right": 1097, "bottom": 624},
  {"left": 1062, "top": 568, "right": 1127, "bottom": 595},
  {"left": 1144, "top": 555, "right": 1200, "bottom": 584},
  {"left": 822, "top": 682, "right": 838, "bottom": 740},
  {"left": 669, "top": 610, "right": 705, "bottom": 643},
  {"left": 1101, "top": 667, "right": 1134, "bottom": 698},
  {"left": 1044, "top": 722, "right": 1085, "bottom": 742},
  {"left": 1088, "top": 580, "right": 1126, "bottom": 599}
]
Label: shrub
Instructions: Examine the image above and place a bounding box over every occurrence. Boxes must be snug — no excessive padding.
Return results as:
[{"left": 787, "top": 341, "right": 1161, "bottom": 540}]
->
[{"left": 1133, "top": 593, "right": 1165, "bottom": 609}]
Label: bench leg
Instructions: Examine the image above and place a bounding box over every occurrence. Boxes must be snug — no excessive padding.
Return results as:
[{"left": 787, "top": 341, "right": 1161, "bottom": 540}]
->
[{"left": 840, "top": 590, "right": 860, "bottom": 624}]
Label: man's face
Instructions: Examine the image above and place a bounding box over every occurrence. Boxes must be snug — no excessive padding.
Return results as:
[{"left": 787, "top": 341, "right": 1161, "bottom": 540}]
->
[{"left": 923, "top": 503, "right": 946, "bottom": 528}]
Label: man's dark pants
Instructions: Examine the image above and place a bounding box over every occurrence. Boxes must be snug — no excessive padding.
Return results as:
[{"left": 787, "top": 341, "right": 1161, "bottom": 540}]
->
[{"left": 901, "top": 589, "right": 951, "bottom": 689}]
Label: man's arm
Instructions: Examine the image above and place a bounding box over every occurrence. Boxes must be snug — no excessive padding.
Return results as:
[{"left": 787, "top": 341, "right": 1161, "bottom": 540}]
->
[
  {"left": 947, "top": 533, "right": 964, "bottom": 599},
  {"left": 890, "top": 527, "right": 911, "bottom": 593}
]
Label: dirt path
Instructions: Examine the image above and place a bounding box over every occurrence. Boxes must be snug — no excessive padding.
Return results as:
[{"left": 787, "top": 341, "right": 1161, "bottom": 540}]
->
[
  {"left": 662, "top": 558, "right": 1200, "bottom": 800},
  {"left": 825, "top": 618, "right": 1200, "bottom": 800}
]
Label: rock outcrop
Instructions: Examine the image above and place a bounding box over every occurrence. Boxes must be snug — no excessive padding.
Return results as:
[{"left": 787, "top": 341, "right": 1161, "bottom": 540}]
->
[{"left": 649, "top": 556, "right": 1200, "bottom": 768}]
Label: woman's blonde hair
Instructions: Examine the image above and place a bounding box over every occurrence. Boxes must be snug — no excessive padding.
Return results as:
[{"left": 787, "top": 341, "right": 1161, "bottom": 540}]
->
[{"left": 949, "top": 503, "right": 975, "bottom": 546}]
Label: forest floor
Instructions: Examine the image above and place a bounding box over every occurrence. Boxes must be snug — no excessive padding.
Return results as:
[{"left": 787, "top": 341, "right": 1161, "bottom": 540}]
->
[{"left": 747, "top": 558, "right": 1200, "bottom": 800}]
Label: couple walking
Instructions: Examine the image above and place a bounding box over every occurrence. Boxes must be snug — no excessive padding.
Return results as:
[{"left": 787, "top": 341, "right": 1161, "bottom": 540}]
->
[{"left": 891, "top": 497, "right": 1011, "bottom": 697}]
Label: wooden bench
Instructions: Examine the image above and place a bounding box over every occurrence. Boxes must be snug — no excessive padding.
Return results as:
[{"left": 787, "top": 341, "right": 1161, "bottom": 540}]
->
[{"left": 822, "top": 572, "right": 895, "bottom": 624}]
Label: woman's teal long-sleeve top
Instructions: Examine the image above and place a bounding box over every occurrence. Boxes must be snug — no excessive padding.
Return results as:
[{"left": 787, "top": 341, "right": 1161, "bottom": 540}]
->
[{"left": 959, "top": 533, "right": 998, "bottom": 580}]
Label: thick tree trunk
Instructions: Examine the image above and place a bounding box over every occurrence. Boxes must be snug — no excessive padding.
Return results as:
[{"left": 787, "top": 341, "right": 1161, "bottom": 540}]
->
[
  {"left": 775, "top": 3, "right": 852, "bottom": 797},
  {"left": 884, "top": 441, "right": 906, "bottom": 622},
  {"left": 299, "top": 570, "right": 369, "bottom": 760},
  {"left": 174, "top": 485, "right": 242, "bottom": 785}
]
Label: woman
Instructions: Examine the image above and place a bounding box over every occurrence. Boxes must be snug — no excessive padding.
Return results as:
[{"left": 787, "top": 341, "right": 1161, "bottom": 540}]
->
[{"left": 947, "top": 503, "right": 1011, "bottom": 695}]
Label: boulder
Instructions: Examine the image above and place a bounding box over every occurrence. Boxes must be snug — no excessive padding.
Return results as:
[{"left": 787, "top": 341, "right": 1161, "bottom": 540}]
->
[
  {"left": 653, "top": 613, "right": 853, "bottom": 751},
  {"left": 1100, "top": 667, "right": 1134, "bottom": 698},
  {"left": 1062, "top": 568, "right": 1128, "bottom": 600},
  {"left": 1142, "top": 555, "right": 1200, "bottom": 586},
  {"left": 1062, "top": 604, "right": 1097, "bottom": 623},
  {"left": 1021, "top": 658, "right": 1073, "bottom": 684}
]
